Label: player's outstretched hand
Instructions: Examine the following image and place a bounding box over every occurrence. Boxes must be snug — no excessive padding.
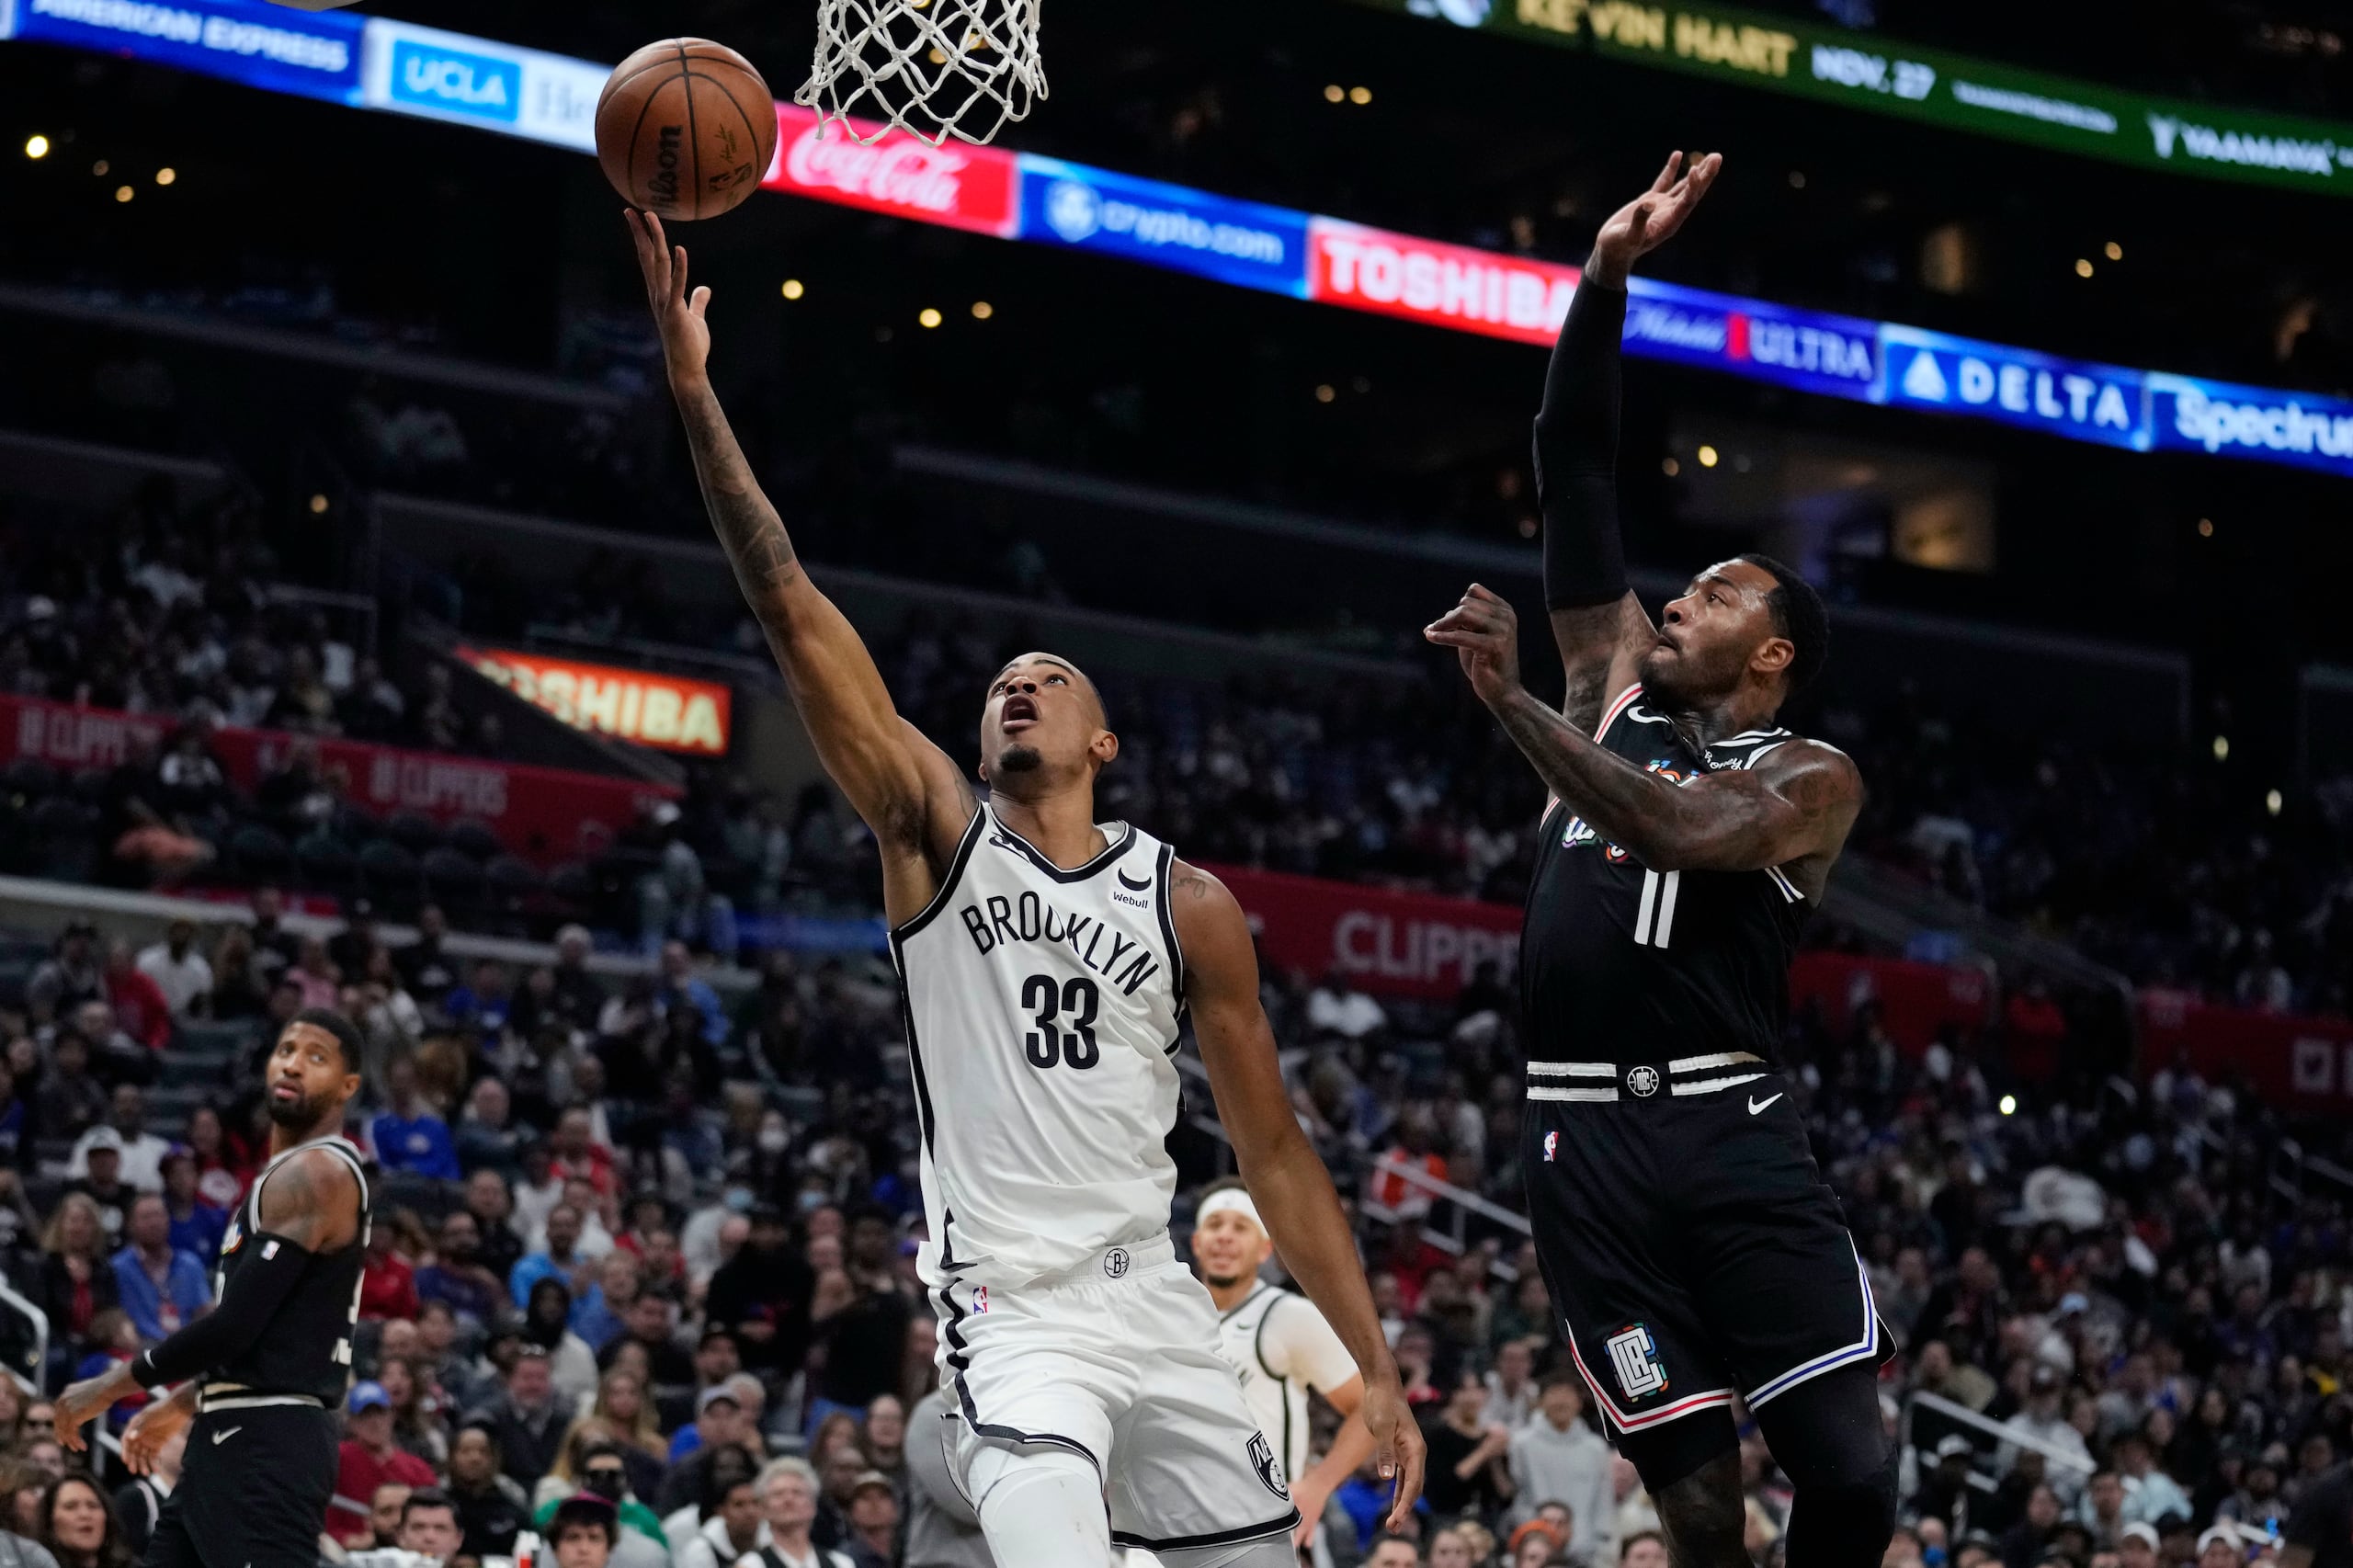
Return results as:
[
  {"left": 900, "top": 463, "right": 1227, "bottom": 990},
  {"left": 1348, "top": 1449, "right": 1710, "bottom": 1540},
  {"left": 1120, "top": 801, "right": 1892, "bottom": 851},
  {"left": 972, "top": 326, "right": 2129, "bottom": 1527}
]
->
[
  {"left": 51, "top": 1374, "right": 109, "bottom": 1451},
  {"left": 1425, "top": 583, "right": 1524, "bottom": 708},
  {"left": 119, "top": 1389, "right": 195, "bottom": 1474},
  {"left": 626, "top": 207, "right": 713, "bottom": 384},
  {"left": 1586, "top": 149, "right": 1723, "bottom": 289},
  {"left": 1359, "top": 1369, "right": 1428, "bottom": 1533}
]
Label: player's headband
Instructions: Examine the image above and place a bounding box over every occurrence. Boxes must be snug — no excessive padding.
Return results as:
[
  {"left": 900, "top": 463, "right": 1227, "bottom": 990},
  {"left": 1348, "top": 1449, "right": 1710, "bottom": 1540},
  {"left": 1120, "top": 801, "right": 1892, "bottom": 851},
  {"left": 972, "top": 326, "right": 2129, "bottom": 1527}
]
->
[{"left": 1196, "top": 1188, "right": 1266, "bottom": 1234}]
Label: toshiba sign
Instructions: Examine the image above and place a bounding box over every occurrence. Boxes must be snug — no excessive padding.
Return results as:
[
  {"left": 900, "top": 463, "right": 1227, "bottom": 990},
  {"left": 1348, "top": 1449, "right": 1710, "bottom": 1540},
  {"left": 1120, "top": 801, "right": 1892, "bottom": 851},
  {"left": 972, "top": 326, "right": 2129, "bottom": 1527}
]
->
[{"left": 460, "top": 647, "right": 732, "bottom": 756}]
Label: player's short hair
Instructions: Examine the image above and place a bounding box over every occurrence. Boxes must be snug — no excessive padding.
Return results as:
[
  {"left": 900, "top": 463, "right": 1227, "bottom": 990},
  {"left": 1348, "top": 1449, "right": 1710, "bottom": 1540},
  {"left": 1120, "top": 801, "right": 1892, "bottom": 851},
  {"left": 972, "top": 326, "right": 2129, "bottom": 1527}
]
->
[
  {"left": 1735, "top": 552, "right": 1829, "bottom": 695},
  {"left": 288, "top": 1007, "right": 365, "bottom": 1075},
  {"left": 401, "top": 1487, "right": 457, "bottom": 1524}
]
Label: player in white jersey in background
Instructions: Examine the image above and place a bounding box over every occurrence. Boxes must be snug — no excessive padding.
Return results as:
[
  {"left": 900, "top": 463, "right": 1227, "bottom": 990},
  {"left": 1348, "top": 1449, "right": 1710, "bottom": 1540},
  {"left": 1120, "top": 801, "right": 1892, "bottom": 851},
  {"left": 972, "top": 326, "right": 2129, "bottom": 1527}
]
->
[
  {"left": 630, "top": 210, "right": 1423, "bottom": 1568},
  {"left": 1190, "top": 1181, "right": 1380, "bottom": 1567}
]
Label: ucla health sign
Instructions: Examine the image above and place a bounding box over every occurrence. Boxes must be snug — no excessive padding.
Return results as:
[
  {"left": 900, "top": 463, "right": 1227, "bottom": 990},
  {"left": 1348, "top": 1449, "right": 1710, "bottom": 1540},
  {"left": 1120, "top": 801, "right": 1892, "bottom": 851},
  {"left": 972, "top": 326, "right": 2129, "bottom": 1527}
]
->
[
  {"left": 358, "top": 20, "right": 604, "bottom": 151},
  {"left": 1017, "top": 158, "right": 1308, "bottom": 297},
  {"left": 6, "top": 0, "right": 358, "bottom": 102}
]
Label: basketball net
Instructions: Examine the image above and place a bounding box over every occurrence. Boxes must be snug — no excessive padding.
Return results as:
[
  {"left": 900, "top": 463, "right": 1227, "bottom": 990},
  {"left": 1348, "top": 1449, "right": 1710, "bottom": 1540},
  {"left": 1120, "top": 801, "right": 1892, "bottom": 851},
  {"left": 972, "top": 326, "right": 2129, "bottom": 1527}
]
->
[{"left": 797, "top": 0, "right": 1045, "bottom": 147}]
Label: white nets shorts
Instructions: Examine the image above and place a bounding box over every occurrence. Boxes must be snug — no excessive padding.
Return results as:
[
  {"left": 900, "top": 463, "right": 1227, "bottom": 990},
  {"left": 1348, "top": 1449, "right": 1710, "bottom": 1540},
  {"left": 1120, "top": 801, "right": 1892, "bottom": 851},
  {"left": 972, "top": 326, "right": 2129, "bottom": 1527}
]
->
[{"left": 931, "top": 1234, "right": 1302, "bottom": 1553}]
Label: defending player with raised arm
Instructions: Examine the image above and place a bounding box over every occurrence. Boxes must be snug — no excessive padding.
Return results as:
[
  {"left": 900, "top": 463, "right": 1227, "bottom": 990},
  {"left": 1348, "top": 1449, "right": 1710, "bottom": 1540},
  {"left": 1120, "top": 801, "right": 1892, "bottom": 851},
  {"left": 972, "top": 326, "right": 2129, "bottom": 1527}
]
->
[
  {"left": 1426, "top": 152, "right": 1861, "bottom": 897},
  {"left": 628, "top": 209, "right": 1422, "bottom": 1564},
  {"left": 55, "top": 1009, "right": 369, "bottom": 1568},
  {"left": 1427, "top": 155, "right": 1896, "bottom": 1568}
]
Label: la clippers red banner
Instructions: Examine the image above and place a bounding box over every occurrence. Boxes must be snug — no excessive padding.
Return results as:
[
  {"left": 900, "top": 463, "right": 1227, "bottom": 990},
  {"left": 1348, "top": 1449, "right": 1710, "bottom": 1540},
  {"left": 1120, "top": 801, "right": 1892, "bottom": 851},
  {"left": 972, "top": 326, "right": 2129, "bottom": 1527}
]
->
[
  {"left": 765, "top": 104, "right": 1021, "bottom": 237},
  {"left": 0, "top": 695, "right": 677, "bottom": 867},
  {"left": 1788, "top": 950, "right": 1994, "bottom": 1051},
  {"left": 1203, "top": 863, "right": 1523, "bottom": 1002},
  {"left": 2138, "top": 989, "right": 2353, "bottom": 1117}
]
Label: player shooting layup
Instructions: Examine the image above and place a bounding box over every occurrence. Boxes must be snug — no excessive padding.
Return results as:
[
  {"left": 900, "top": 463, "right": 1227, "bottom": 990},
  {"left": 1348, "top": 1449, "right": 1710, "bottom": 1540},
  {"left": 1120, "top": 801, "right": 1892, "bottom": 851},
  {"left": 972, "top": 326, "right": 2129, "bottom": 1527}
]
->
[
  {"left": 55, "top": 1010, "right": 370, "bottom": 1568},
  {"left": 1426, "top": 154, "right": 1897, "bottom": 1568},
  {"left": 626, "top": 209, "right": 1424, "bottom": 1566}
]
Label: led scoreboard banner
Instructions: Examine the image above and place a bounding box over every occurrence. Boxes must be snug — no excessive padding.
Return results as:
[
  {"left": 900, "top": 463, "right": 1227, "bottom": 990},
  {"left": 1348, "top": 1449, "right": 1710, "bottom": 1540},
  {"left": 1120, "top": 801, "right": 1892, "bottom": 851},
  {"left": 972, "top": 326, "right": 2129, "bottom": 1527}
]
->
[
  {"left": 9, "top": 0, "right": 2353, "bottom": 483},
  {"left": 1353, "top": 0, "right": 2353, "bottom": 200}
]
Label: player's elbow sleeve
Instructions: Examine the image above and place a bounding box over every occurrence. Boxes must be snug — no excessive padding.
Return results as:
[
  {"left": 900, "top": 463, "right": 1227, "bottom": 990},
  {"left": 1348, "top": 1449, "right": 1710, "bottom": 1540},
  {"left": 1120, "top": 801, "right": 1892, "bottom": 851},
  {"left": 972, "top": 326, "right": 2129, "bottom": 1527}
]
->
[{"left": 138, "top": 1232, "right": 315, "bottom": 1386}]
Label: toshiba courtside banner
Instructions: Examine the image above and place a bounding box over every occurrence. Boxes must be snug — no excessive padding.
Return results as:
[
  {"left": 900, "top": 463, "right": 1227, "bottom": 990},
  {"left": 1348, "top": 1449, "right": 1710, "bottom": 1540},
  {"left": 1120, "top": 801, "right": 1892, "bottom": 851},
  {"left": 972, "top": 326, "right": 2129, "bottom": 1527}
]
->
[
  {"left": 1352, "top": 0, "right": 2353, "bottom": 200},
  {"left": 13, "top": 3, "right": 2353, "bottom": 483},
  {"left": 458, "top": 645, "right": 734, "bottom": 757}
]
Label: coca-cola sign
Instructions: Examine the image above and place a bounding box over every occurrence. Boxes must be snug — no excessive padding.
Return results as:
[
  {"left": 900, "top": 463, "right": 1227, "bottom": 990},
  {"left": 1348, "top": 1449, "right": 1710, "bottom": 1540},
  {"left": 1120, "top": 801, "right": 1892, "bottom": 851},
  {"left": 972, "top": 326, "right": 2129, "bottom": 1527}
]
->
[{"left": 765, "top": 105, "right": 1019, "bottom": 236}]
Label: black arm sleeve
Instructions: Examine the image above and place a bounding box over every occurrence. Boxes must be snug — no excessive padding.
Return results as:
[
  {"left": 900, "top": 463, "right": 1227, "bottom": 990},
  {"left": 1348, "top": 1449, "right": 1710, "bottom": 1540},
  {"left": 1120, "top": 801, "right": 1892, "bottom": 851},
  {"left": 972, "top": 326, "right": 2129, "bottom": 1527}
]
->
[
  {"left": 131, "top": 1233, "right": 314, "bottom": 1388},
  {"left": 1532, "top": 279, "right": 1630, "bottom": 611}
]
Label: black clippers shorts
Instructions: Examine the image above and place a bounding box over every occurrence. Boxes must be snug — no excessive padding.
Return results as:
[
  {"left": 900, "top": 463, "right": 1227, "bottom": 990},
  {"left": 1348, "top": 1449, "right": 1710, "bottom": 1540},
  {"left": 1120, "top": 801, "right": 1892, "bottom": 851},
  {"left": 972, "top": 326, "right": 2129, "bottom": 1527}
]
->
[
  {"left": 1522, "top": 1053, "right": 1891, "bottom": 1441},
  {"left": 142, "top": 1402, "right": 337, "bottom": 1568}
]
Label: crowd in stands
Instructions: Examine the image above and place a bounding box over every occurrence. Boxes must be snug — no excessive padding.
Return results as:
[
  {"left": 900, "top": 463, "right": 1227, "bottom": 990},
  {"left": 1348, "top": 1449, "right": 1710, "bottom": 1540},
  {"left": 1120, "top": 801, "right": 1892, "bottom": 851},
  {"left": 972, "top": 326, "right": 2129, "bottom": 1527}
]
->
[{"left": 0, "top": 880, "right": 2326, "bottom": 1568}]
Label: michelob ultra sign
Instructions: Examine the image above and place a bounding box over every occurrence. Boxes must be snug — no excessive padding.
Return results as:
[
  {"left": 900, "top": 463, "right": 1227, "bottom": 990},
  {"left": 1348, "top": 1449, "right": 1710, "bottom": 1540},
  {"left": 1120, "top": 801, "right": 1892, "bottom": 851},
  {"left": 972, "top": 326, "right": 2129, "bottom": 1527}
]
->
[{"left": 459, "top": 646, "right": 732, "bottom": 756}]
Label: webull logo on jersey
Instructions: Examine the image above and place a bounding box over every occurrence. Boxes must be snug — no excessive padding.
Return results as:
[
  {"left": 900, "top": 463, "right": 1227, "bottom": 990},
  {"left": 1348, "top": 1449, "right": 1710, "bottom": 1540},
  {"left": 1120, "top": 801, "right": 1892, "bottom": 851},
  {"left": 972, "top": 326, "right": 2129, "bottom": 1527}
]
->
[
  {"left": 958, "top": 889, "right": 1165, "bottom": 996},
  {"left": 1562, "top": 761, "right": 1690, "bottom": 859}
]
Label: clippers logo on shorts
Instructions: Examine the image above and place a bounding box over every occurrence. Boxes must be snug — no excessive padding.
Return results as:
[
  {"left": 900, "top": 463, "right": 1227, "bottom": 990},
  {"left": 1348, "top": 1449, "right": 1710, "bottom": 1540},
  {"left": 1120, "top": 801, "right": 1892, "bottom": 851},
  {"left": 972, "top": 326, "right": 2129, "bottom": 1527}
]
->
[
  {"left": 1606, "top": 1324, "right": 1669, "bottom": 1401},
  {"left": 1249, "top": 1431, "right": 1290, "bottom": 1500},
  {"left": 1105, "top": 1247, "right": 1131, "bottom": 1279},
  {"left": 1543, "top": 1130, "right": 1559, "bottom": 1162},
  {"left": 1627, "top": 1065, "right": 1661, "bottom": 1098}
]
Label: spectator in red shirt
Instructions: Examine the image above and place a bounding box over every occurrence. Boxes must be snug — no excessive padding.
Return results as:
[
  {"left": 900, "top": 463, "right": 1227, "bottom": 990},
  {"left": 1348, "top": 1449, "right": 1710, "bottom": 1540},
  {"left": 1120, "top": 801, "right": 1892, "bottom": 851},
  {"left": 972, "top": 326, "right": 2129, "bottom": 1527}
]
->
[
  {"left": 329, "top": 1381, "right": 437, "bottom": 1545},
  {"left": 550, "top": 1107, "right": 616, "bottom": 1202},
  {"left": 101, "top": 943, "right": 172, "bottom": 1052},
  {"left": 360, "top": 1220, "right": 421, "bottom": 1322}
]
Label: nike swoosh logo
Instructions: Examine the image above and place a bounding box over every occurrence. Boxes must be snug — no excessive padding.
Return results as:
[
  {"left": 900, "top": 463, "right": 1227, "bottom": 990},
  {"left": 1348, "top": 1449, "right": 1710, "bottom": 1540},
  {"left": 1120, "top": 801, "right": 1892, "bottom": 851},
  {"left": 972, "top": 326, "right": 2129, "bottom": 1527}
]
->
[
  {"left": 1118, "top": 870, "right": 1152, "bottom": 892},
  {"left": 1747, "top": 1095, "right": 1783, "bottom": 1116},
  {"left": 211, "top": 1426, "right": 242, "bottom": 1445}
]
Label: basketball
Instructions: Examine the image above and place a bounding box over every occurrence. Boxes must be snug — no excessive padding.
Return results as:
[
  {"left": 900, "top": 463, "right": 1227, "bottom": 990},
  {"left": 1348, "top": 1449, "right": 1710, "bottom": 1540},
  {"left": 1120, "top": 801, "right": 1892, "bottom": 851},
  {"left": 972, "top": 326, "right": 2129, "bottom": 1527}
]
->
[{"left": 596, "top": 40, "right": 779, "bottom": 222}]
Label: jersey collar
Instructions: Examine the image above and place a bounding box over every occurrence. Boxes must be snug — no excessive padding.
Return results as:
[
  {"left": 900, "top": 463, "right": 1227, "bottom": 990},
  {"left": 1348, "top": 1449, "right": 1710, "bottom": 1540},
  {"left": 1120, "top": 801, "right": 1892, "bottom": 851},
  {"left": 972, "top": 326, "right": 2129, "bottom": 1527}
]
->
[{"left": 983, "top": 806, "right": 1137, "bottom": 883}]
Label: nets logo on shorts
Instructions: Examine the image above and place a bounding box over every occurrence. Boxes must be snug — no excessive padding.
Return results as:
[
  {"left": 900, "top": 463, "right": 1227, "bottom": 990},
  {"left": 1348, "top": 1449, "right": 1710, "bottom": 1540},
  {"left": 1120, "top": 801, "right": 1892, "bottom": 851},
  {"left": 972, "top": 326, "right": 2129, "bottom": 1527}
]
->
[
  {"left": 1605, "top": 1324, "right": 1669, "bottom": 1401},
  {"left": 1104, "top": 1248, "right": 1131, "bottom": 1279},
  {"left": 1248, "top": 1431, "right": 1290, "bottom": 1500}
]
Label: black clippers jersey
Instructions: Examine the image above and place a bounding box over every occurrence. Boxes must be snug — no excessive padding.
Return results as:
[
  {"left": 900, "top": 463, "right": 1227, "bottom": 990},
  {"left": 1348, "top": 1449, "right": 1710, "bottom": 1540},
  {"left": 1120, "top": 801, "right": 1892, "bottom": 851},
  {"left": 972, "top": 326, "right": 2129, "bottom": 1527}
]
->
[
  {"left": 1519, "top": 685, "right": 1814, "bottom": 1068},
  {"left": 209, "top": 1137, "right": 370, "bottom": 1404}
]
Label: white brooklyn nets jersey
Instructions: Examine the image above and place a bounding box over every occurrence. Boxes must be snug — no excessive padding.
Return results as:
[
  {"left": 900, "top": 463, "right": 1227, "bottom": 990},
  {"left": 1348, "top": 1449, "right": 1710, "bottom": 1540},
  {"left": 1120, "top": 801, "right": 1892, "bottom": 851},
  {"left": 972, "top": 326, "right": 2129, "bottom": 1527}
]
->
[
  {"left": 1216, "top": 1282, "right": 1361, "bottom": 1489},
  {"left": 892, "top": 802, "right": 1186, "bottom": 1290}
]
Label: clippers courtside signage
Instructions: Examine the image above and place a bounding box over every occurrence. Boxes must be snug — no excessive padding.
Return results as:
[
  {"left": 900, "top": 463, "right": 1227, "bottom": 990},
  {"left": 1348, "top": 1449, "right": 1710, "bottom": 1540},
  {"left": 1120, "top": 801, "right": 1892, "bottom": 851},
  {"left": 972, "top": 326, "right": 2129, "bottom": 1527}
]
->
[
  {"left": 458, "top": 647, "right": 733, "bottom": 757},
  {"left": 1207, "top": 863, "right": 1523, "bottom": 1001},
  {"left": 1360, "top": 0, "right": 2353, "bottom": 199}
]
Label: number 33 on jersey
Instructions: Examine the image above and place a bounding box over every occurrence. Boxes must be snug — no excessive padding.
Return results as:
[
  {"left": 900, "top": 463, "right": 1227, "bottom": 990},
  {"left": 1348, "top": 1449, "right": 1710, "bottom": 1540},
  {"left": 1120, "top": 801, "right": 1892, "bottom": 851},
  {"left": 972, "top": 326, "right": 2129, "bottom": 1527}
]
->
[{"left": 892, "top": 804, "right": 1188, "bottom": 1290}]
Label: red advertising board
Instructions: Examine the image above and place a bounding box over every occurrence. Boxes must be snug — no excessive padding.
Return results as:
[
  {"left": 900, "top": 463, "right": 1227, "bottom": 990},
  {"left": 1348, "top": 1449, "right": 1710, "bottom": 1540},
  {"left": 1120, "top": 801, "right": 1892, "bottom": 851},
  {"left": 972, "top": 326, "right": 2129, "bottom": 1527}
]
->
[
  {"left": 1204, "top": 863, "right": 1524, "bottom": 1002},
  {"left": 1305, "top": 217, "right": 1583, "bottom": 348},
  {"left": 2138, "top": 989, "right": 2353, "bottom": 1116},
  {"left": 1788, "top": 949, "right": 1994, "bottom": 1050},
  {"left": 0, "top": 695, "right": 676, "bottom": 867},
  {"left": 458, "top": 646, "right": 732, "bottom": 757},
  {"left": 766, "top": 104, "right": 1021, "bottom": 237}
]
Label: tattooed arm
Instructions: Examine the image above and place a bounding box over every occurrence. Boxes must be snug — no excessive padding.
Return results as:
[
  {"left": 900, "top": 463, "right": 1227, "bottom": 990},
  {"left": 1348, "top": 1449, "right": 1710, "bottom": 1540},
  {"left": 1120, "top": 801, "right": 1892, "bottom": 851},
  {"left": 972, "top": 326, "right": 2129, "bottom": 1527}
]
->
[
  {"left": 627, "top": 210, "right": 972, "bottom": 915},
  {"left": 1171, "top": 861, "right": 1426, "bottom": 1531},
  {"left": 1427, "top": 585, "right": 1861, "bottom": 889}
]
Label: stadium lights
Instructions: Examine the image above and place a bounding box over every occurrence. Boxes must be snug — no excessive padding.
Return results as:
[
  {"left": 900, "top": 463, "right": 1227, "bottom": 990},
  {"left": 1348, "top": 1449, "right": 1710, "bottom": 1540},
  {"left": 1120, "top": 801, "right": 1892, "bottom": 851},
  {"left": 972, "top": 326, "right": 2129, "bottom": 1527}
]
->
[
  {"left": 1324, "top": 85, "right": 1344, "bottom": 103},
  {"left": 1697, "top": 444, "right": 1720, "bottom": 468},
  {"left": 781, "top": 278, "right": 804, "bottom": 300},
  {"left": 1349, "top": 86, "right": 1372, "bottom": 105},
  {"left": 1788, "top": 170, "right": 1806, "bottom": 188},
  {"left": 92, "top": 159, "right": 108, "bottom": 176},
  {"left": 918, "top": 308, "right": 943, "bottom": 328},
  {"left": 1662, "top": 457, "right": 1680, "bottom": 477},
  {"left": 2197, "top": 517, "right": 2214, "bottom": 537},
  {"left": 1314, "top": 384, "right": 1336, "bottom": 403},
  {"left": 114, "top": 186, "right": 132, "bottom": 203},
  {"left": 2212, "top": 735, "right": 2231, "bottom": 762},
  {"left": 309, "top": 494, "right": 330, "bottom": 515},
  {"left": 155, "top": 167, "right": 176, "bottom": 186},
  {"left": 2267, "top": 789, "right": 2284, "bottom": 817},
  {"left": 23, "top": 136, "right": 48, "bottom": 159},
  {"left": 971, "top": 301, "right": 994, "bottom": 320},
  {"left": 1999, "top": 1095, "right": 2017, "bottom": 1117},
  {"left": 2105, "top": 241, "right": 2123, "bottom": 261},
  {"left": 2075, "top": 258, "right": 2095, "bottom": 278}
]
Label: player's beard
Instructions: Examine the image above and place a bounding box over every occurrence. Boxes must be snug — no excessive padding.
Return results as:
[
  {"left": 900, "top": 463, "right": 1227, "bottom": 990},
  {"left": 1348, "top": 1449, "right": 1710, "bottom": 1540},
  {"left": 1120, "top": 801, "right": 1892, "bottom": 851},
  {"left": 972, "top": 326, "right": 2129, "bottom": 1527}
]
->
[
  {"left": 267, "top": 1085, "right": 328, "bottom": 1129},
  {"left": 994, "top": 744, "right": 1043, "bottom": 776},
  {"left": 1200, "top": 1266, "right": 1249, "bottom": 1290}
]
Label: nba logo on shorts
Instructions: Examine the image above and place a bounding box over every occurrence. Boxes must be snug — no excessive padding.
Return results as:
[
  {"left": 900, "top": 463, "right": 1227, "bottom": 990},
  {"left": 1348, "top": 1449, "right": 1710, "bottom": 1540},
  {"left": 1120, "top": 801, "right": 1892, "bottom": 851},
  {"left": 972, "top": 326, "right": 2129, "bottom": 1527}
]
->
[
  {"left": 972, "top": 1286, "right": 989, "bottom": 1315},
  {"left": 1606, "top": 1324, "right": 1668, "bottom": 1400},
  {"left": 1105, "top": 1247, "right": 1130, "bottom": 1279},
  {"left": 1543, "top": 1131, "right": 1558, "bottom": 1163}
]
